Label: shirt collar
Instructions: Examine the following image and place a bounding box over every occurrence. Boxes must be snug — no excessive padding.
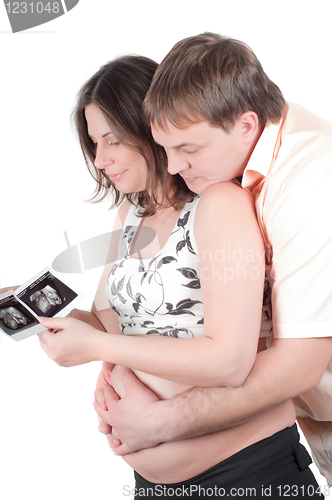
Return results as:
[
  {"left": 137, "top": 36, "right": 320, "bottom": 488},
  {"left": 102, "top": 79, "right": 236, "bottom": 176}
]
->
[{"left": 242, "top": 118, "right": 283, "bottom": 190}]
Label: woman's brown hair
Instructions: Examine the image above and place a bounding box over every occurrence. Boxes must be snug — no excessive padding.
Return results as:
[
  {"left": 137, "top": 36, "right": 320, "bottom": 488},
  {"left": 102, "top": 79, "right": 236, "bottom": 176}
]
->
[{"left": 73, "top": 55, "right": 193, "bottom": 215}]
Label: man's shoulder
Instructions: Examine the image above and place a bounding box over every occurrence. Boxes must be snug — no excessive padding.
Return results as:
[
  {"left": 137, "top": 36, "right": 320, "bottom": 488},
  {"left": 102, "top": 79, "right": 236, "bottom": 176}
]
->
[
  {"left": 284, "top": 102, "right": 332, "bottom": 137},
  {"left": 270, "top": 102, "right": 332, "bottom": 190}
]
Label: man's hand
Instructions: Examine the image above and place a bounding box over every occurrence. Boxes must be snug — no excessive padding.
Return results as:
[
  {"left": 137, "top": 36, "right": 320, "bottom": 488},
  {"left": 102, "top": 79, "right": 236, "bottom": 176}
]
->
[
  {"left": 94, "top": 361, "right": 115, "bottom": 436},
  {"left": 93, "top": 366, "right": 160, "bottom": 455},
  {"left": 95, "top": 361, "right": 114, "bottom": 393}
]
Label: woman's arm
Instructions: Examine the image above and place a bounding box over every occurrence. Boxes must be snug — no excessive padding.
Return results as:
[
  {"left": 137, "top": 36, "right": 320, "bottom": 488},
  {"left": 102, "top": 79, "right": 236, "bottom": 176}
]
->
[
  {"left": 39, "top": 183, "right": 265, "bottom": 388},
  {"left": 68, "top": 308, "right": 106, "bottom": 331}
]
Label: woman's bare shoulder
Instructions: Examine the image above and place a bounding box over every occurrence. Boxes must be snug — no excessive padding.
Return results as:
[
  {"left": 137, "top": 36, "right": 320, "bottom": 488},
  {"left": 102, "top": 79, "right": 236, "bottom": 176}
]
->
[{"left": 197, "top": 181, "right": 254, "bottom": 216}]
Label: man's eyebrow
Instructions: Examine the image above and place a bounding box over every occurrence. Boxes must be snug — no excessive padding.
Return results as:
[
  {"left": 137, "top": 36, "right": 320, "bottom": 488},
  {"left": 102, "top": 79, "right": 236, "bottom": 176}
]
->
[
  {"left": 153, "top": 139, "right": 198, "bottom": 149},
  {"left": 170, "top": 142, "right": 198, "bottom": 149}
]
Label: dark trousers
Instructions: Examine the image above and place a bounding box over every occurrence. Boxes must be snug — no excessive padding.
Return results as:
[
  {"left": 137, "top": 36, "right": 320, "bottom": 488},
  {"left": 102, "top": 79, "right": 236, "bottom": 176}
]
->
[{"left": 134, "top": 425, "right": 323, "bottom": 499}]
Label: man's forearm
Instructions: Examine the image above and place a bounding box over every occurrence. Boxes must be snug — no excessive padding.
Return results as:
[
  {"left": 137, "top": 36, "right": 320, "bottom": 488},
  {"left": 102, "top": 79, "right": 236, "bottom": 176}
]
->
[{"left": 153, "top": 337, "right": 332, "bottom": 442}]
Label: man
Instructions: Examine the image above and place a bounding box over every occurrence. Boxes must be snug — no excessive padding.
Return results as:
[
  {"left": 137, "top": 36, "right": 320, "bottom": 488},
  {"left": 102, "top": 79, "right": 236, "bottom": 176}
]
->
[{"left": 94, "top": 33, "right": 332, "bottom": 486}]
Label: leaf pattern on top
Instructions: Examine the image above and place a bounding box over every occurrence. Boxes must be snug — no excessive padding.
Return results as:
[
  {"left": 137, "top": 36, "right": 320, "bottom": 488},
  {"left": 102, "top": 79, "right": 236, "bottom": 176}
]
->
[
  {"left": 166, "top": 298, "right": 202, "bottom": 316},
  {"left": 146, "top": 327, "right": 194, "bottom": 338},
  {"left": 176, "top": 229, "right": 195, "bottom": 255},
  {"left": 177, "top": 211, "right": 190, "bottom": 228},
  {"left": 107, "top": 197, "right": 204, "bottom": 337},
  {"left": 177, "top": 267, "right": 201, "bottom": 289},
  {"left": 156, "top": 256, "right": 177, "bottom": 268}
]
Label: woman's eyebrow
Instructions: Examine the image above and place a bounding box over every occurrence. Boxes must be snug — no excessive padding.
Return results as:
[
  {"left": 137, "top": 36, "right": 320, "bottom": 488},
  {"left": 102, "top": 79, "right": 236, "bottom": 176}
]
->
[{"left": 88, "top": 131, "right": 114, "bottom": 139}]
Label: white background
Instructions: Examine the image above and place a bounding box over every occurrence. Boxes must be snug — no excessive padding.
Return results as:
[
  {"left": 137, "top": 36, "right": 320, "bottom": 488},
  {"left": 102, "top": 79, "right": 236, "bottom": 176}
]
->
[{"left": 0, "top": 1, "right": 331, "bottom": 498}]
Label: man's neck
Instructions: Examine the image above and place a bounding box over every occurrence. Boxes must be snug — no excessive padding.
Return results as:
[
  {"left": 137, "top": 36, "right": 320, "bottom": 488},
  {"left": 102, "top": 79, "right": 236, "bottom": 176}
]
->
[{"left": 243, "top": 123, "right": 266, "bottom": 172}]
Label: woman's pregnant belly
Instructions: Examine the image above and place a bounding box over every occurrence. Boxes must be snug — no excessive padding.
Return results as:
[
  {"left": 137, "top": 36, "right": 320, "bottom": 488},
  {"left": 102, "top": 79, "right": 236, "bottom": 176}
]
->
[{"left": 110, "top": 365, "right": 296, "bottom": 484}]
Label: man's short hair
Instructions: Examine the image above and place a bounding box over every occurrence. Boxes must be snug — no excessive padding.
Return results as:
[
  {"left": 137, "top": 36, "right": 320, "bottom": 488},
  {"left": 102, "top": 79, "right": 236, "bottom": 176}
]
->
[{"left": 144, "top": 32, "right": 285, "bottom": 132}]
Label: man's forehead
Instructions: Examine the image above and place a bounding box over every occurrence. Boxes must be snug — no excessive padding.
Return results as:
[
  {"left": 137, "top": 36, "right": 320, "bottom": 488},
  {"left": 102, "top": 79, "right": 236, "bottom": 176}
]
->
[{"left": 151, "top": 120, "right": 211, "bottom": 146}]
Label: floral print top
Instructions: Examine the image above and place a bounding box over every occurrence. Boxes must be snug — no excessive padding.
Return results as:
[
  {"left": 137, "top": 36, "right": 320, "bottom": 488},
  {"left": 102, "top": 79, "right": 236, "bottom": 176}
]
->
[{"left": 106, "top": 196, "right": 205, "bottom": 338}]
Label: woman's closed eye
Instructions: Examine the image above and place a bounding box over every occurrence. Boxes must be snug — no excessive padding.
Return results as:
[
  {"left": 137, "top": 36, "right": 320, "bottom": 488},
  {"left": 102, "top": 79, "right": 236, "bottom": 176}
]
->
[{"left": 183, "top": 149, "right": 198, "bottom": 155}]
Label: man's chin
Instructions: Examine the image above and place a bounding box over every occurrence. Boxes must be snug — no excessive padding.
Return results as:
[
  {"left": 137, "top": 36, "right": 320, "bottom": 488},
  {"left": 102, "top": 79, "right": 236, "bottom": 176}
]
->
[{"left": 184, "top": 179, "right": 222, "bottom": 194}]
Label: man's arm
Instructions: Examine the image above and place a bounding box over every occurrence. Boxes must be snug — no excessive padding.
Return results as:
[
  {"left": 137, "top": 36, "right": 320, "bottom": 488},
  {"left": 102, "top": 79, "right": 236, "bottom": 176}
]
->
[{"left": 94, "top": 336, "right": 332, "bottom": 455}]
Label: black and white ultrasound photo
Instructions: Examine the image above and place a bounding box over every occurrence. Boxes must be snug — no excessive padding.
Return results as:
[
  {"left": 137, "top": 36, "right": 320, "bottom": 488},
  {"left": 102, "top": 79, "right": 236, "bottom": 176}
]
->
[{"left": 0, "top": 268, "right": 83, "bottom": 340}]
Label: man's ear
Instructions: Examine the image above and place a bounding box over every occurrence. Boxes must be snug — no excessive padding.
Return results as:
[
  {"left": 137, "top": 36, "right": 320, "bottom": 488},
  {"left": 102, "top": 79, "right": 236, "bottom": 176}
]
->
[{"left": 239, "top": 111, "right": 260, "bottom": 144}]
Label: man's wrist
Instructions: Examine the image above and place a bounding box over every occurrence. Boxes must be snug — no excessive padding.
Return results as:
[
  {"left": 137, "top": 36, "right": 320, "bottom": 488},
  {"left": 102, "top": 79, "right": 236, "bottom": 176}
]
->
[
  {"left": 151, "top": 400, "right": 176, "bottom": 443},
  {"left": 150, "top": 393, "right": 199, "bottom": 443}
]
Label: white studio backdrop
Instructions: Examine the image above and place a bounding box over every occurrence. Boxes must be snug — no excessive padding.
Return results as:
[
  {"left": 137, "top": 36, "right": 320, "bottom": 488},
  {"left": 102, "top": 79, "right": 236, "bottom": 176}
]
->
[{"left": 0, "top": 1, "right": 331, "bottom": 498}]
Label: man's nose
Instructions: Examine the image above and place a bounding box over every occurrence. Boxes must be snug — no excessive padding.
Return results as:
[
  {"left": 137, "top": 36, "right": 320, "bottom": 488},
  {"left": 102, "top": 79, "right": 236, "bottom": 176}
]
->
[{"left": 167, "top": 153, "right": 190, "bottom": 175}]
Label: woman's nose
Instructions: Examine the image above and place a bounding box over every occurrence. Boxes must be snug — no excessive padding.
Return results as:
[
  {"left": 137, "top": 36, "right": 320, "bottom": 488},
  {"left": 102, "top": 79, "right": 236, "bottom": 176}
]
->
[{"left": 94, "top": 144, "right": 114, "bottom": 170}]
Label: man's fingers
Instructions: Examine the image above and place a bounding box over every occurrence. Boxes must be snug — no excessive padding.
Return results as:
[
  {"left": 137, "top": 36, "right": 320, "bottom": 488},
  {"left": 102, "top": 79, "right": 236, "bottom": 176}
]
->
[
  {"left": 93, "top": 400, "right": 112, "bottom": 434},
  {"left": 94, "top": 388, "right": 108, "bottom": 410},
  {"left": 93, "top": 385, "right": 120, "bottom": 436},
  {"left": 102, "top": 383, "right": 120, "bottom": 408},
  {"left": 93, "top": 399, "right": 106, "bottom": 417},
  {"left": 117, "top": 366, "right": 160, "bottom": 404},
  {"left": 116, "top": 365, "right": 145, "bottom": 394},
  {"left": 98, "top": 420, "right": 112, "bottom": 435},
  {"left": 111, "top": 428, "right": 120, "bottom": 440},
  {"left": 93, "top": 391, "right": 118, "bottom": 426},
  {"left": 112, "top": 442, "right": 134, "bottom": 456},
  {"left": 107, "top": 435, "right": 122, "bottom": 451}
]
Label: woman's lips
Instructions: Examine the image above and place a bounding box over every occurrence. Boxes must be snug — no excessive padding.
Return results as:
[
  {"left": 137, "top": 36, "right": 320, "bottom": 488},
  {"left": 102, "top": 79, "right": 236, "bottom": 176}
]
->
[
  {"left": 181, "top": 176, "right": 199, "bottom": 184},
  {"left": 108, "top": 170, "right": 127, "bottom": 182}
]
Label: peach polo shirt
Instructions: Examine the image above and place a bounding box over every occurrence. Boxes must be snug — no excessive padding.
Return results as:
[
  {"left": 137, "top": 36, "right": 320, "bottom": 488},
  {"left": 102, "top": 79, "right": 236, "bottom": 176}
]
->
[{"left": 242, "top": 103, "right": 332, "bottom": 485}]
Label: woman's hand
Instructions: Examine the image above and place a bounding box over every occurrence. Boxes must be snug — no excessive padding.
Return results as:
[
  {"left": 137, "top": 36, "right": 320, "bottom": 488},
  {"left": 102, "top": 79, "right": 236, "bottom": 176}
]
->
[
  {"left": 0, "top": 286, "right": 20, "bottom": 295},
  {"left": 38, "top": 316, "right": 103, "bottom": 367}
]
